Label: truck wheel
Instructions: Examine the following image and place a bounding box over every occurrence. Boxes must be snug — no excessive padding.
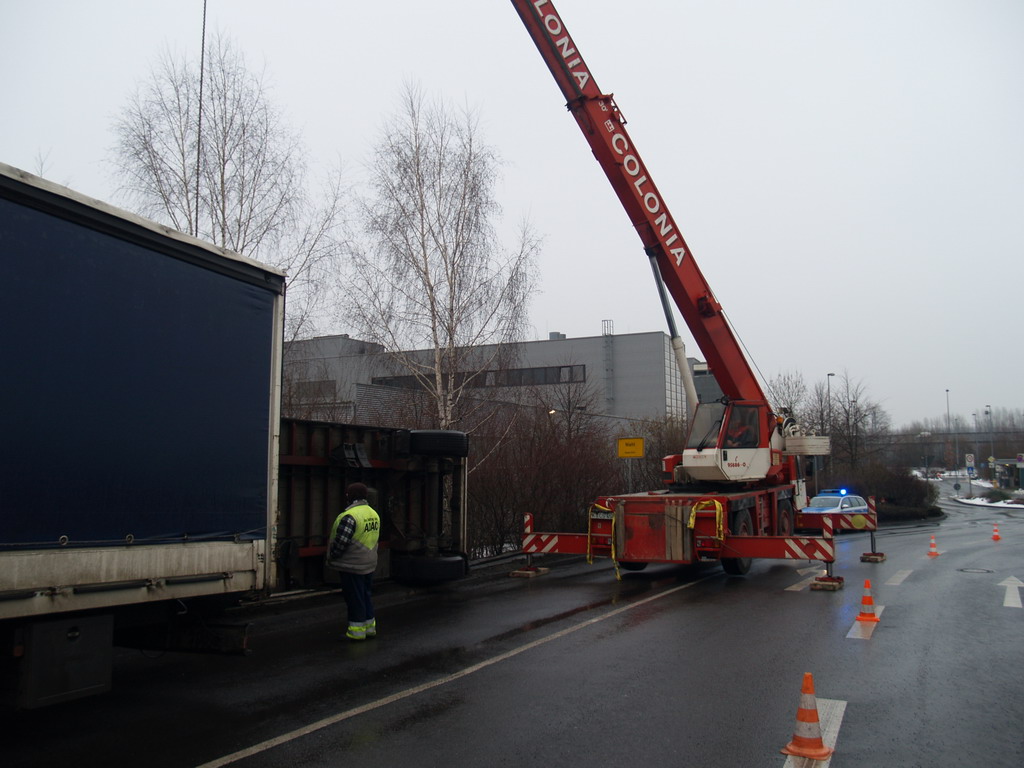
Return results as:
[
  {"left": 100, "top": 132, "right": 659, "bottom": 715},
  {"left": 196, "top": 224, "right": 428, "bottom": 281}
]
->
[
  {"left": 408, "top": 430, "right": 469, "bottom": 457},
  {"left": 721, "top": 509, "right": 752, "bottom": 576}
]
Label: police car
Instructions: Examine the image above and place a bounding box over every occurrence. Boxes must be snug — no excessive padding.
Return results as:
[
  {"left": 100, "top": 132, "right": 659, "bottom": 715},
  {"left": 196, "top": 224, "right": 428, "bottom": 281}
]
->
[
  {"left": 803, "top": 489, "right": 868, "bottom": 514},
  {"left": 799, "top": 489, "right": 868, "bottom": 532}
]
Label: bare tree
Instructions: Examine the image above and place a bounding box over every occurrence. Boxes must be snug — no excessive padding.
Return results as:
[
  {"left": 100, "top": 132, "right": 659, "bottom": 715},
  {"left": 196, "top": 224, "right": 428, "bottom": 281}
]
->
[
  {"left": 804, "top": 380, "right": 832, "bottom": 436},
  {"left": 111, "top": 34, "right": 343, "bottom": 339},
  {"left": 830, "top": 371, "right": 890, "bottom": 471},
  {"left": 346, "top": 84, "right": 539, "bottom": 431},
  {"left": 467, "top": 378, "right": 619, "bottom": 556},
  {"left": 767, "top": 369, "right": 808, "bottom": 424}
]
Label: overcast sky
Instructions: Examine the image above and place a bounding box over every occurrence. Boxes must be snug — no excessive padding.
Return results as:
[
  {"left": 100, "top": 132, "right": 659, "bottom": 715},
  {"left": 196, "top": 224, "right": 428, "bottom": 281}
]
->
[{"left": 2, "top": 0, "right": 1022, "bottom": 429}]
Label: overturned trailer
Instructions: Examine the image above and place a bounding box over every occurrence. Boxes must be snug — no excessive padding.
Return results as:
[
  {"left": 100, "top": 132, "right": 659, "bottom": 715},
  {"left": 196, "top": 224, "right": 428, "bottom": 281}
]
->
[{"left": 277, "top": 419, "right": 470, "bottom": 588}]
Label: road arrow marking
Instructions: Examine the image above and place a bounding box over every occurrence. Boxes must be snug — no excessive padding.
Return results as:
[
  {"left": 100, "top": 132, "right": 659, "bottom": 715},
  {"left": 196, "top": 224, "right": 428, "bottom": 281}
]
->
[{"left": 999, "top": 576, "right": 1023, "bottom": 608}]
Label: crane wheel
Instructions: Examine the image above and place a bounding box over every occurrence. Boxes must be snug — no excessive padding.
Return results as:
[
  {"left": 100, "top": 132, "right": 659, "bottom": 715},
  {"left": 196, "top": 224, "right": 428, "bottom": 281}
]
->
[
  {"left": 777, "top": 500, "right": 794, "bottom": 536},
  {"left": 721, "top": 509, "right": 753, "bottom": 576}
]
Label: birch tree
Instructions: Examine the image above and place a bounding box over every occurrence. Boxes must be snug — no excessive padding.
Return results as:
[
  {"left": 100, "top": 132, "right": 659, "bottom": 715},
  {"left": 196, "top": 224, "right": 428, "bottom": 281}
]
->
[
  {"left": 347, "top": 85, "right": 539, "bottom": 430},
  {"left": 111, "top": 34, "right": 342, "bottom": 339}
]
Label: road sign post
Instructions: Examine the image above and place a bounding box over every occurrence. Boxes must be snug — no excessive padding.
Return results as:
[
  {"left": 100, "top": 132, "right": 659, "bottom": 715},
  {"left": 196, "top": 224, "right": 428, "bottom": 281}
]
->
[
  {"left": 965, "top": 453, "right": 975, "bottom": 497},
  {"left": 617, "top": 438, "right": 645, "bottom": 493}
]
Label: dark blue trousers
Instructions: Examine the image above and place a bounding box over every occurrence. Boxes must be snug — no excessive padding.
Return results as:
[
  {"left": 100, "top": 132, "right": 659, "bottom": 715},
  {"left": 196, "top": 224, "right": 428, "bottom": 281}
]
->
[{"left": 338, "top": 571, "right": 374, "bottom": 624}]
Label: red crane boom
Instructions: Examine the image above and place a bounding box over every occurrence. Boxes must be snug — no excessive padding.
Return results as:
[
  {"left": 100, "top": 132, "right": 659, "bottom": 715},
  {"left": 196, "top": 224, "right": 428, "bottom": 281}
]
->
[{"left": 510, "top": 0, "right": 766, "bottom": 405}]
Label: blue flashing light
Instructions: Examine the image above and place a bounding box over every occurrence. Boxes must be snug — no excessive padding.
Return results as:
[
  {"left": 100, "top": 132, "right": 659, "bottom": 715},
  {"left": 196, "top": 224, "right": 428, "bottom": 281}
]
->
[{"left": 839, "top": 488, "right": 848, "bottom": 496}]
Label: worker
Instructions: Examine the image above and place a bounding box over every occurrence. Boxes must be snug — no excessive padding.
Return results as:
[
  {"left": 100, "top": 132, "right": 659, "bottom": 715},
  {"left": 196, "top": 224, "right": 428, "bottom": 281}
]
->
[
  {"left": 326, "top": 482, "right": 381, "bottom": 641},
  {"left": 724, "top": 408, "right": 757, "bottom": 449}
]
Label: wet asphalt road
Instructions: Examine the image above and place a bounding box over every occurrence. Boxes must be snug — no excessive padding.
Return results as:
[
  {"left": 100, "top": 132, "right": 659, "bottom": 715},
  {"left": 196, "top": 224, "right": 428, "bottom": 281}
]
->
[{"left": 9, "top": 481, "right": 1023, "bottom": 767}]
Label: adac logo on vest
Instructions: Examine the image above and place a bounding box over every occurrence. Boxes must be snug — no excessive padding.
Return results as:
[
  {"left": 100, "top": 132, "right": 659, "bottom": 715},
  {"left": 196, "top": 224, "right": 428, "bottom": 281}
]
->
[{"left": 363, "top": 519, "right": 379, "bottom": 533}]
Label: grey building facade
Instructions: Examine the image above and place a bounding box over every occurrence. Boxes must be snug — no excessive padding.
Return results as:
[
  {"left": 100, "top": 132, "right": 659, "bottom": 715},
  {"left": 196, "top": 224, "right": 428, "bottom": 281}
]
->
[{"left": 283, "top": 329, "right": 722, "bottom": 424}]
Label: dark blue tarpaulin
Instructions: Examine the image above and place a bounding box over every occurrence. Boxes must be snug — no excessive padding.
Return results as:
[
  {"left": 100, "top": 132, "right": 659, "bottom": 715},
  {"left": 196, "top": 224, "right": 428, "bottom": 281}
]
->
[{"left": 0, "top": 193, "right": 281, "bottom": 549}]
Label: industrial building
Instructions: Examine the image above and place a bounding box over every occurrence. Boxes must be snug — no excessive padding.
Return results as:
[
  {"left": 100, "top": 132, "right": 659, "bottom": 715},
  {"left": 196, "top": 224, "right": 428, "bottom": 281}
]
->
[{"left": 283, "top": 326, "right": 723, "bottom": 425}]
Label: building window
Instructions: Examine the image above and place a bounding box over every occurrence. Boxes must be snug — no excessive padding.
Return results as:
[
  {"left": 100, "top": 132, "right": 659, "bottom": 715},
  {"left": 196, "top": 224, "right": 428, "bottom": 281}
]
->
[{"left": 372, "top": 364, "right": 586, "bottom": 390}]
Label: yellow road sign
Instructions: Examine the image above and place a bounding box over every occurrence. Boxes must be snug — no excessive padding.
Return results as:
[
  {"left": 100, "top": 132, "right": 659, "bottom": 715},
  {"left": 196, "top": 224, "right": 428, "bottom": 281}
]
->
[{"left": 617, "top": 437, "right": 645, "bottom": 458}]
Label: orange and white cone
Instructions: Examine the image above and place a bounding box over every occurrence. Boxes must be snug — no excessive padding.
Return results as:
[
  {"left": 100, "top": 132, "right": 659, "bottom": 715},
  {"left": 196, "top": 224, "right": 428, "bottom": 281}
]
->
[
  {"left": 992, "top": 524, "right": 1001, "bottom": 542},
  {"left": 780, "top": 672, "right": 834, "bottom": 760},
  {"left": 927, "top": 535, "right": 940, "bottom": 557},
  {"left": 856, "top": 579, "right": 880, "bottom": 623}
]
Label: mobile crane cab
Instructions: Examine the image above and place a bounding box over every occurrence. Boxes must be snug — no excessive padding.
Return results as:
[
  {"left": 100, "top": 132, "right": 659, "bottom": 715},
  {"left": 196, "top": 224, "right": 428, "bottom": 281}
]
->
[{"left": 676, "top": 401, "right": 776, "bottom": 484}]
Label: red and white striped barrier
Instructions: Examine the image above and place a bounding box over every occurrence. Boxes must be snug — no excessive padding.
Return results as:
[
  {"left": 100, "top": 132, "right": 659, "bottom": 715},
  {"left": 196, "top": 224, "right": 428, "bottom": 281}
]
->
[
  {"left": 784, "top": 537, "right": 836, "bottom": 561},
  {"left": 522, "top": 512, "right": 563, "bottom": 554}
]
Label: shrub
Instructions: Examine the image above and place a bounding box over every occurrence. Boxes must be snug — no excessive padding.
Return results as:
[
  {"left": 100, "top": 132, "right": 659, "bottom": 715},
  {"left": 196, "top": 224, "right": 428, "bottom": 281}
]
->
[
  {"left": 830, "top": 463, "right": 934, "bottom": 507},
  {"left": 827, "top": 463, "right": 938, "bottom": 521},
  {"left": 984, "top": 488, "right": 1011, "bottom": 503}
]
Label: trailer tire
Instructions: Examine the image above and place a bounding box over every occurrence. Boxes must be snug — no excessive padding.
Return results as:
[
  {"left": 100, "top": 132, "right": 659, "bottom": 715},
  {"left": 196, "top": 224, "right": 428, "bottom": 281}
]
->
[
  {"left": 390, "top": 553, "right": 469, "bottom": 585},
  {"left": 408, "top": 430, "right": 469, "bottom": 457},
  {"left": 722, "top": 509, "right": 753, "bottom": 576},
  {"left": 617, "top": 561, "right": 648, "bottom": 572}
]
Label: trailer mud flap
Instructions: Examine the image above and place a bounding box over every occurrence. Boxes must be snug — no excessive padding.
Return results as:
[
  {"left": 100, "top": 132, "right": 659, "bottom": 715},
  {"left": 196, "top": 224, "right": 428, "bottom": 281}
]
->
[{"left": 18, "top": 614, "right": 113, "bottom": 709}]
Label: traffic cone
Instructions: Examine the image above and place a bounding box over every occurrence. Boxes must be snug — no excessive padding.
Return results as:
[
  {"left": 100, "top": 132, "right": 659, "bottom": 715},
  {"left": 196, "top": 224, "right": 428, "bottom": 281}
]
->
[
  {"left": 992, "top": 524, "right": 1001, "bottom": 542},
  {"left": 856, "top": 579, "right": 880, "bottom": 623},
  {"left": 927, "top": 535, "right": 940, "bottom": 557},
  {"left": 780, "top": 672, "right": 834, "bottom": 760}
]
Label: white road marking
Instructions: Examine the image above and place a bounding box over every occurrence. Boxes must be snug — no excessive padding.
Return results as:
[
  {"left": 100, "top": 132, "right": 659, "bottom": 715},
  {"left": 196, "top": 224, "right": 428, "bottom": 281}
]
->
[
  {"left": 846, "top": 606, "right": 885, "bottom": 639},
  {"left": 885, "top": 570, "right": 912, "bottom": 586},
  {"left": 786, "top": 571, "right": 824, "bottom": 592},
  {"left": 196, "top": 575, "right": 715, "bottom": 767},
  {"left": 999, "top": 576, "right": 1023, "bottom": 608},
  {"left": 782, "top": 697, "right": 848, "bottom": 768}
]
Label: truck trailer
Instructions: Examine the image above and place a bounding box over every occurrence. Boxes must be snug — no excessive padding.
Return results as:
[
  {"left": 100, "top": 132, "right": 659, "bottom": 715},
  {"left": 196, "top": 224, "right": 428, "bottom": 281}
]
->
[
  {"left": 0, "top": 163, "right": 478, "bottom": 708},
  {"left": 0, "top": 163, "right": 473, "bottom": 708},
  {"left": 0, "top": 162, "right": 287, "bottom": 707}
]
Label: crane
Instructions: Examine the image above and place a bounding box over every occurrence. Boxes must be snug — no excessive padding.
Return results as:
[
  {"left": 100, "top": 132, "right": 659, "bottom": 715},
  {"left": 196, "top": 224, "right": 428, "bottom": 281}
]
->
[{"left": 511, "top": 0, "right": 871, "bottom": 581}]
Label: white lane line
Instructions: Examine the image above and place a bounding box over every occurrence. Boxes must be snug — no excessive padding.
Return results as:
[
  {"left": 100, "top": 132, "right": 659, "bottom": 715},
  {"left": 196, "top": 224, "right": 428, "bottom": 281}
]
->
[
  {"left": 846, "top": 606, "right": 885, "bottom": 639},
  {"left": 885, "top": 570, "right": 912, "bottom": 586},
  {"left": 782, "top": 698, "right": 847, "bottom": 768},
  {"left": 196, "top": 575, "right": 715, "bottom": 768},
  {"left": 785, "top": 572, "right": 824, "bottom": 592}
]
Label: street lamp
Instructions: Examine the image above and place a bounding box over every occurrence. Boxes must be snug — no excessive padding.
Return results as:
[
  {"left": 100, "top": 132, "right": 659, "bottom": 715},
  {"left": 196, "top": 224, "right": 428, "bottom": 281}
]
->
[
  {"left": 826, "top": 373, "right": 835, "bottom": 435},
  {"left": 954, "top": 416, "right": 964, "bottom": 496},
  {"left": 918, "top": 431, "right": 932, "bottom": 480},
  {"left": 945, "top": 389, "right": 951, "bottom": 469},
  {"left": 972, "top": 411, "right": 980, "bottom": 465},
  {"left": 985, "top": 405, "right": 995, "bottom": 485}
]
